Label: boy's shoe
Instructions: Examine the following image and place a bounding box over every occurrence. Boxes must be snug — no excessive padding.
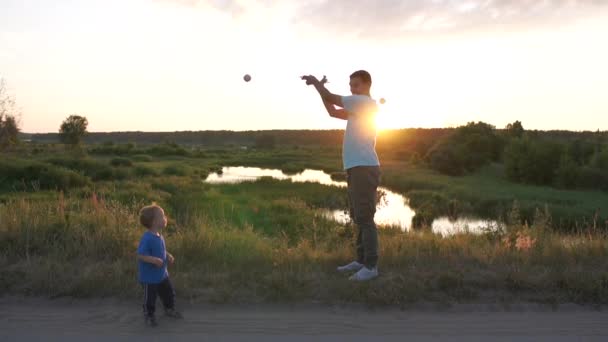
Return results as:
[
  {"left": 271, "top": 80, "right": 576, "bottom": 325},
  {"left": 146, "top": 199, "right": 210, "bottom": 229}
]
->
[
  {"left": 145, "top": 315, "right": 158, "bottom": 327},
  {"left": 165, "top": 308, "right": 183, "bottom": 319},
  {"left": 349, "top": 267, "right": 379, "bottom": 281},
  {"left": 337, "top": 261, "right": 364, "bottom": 273}
]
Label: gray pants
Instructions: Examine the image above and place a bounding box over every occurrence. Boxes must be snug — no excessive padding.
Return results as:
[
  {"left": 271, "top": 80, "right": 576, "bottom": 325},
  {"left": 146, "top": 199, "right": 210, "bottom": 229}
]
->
[{"left": 347, "top": 166, "right": 381, "bottom": 268}]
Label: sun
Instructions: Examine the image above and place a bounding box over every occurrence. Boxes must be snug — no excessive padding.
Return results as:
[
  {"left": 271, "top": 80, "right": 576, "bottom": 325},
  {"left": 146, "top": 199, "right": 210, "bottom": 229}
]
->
[
  {"left": 375, "top": 103, "right": 408, "bottom": 131},
  {"left": 374, "top": 101, "right": 440, "bottom": 131},
  {"left": 375, "top": 110, "right": 396, "bottom": 131}
]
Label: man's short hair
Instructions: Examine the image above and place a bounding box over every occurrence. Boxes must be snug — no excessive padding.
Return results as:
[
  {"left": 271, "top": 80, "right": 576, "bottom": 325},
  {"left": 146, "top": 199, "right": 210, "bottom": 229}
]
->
[
  {"left": 139, "top": 203, "right": 162, "bottom": 229},
  {"left": 350, "top": 70, "right": 372, "bottom": 85}
]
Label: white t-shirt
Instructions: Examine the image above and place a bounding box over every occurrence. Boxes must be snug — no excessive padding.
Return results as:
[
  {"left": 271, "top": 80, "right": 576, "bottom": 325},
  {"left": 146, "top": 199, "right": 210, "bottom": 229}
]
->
[{"left": 341, "top": 95, "right": 380, "bottom": 170}]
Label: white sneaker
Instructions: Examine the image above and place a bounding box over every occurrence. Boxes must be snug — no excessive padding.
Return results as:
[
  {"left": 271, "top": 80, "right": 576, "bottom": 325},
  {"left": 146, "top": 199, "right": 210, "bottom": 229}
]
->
[
  {"left": 349, "top": 267, "right": 378, "bottom": 281},
  {"left": 337, "top": 261, "right": 364, "bottom": 273}
]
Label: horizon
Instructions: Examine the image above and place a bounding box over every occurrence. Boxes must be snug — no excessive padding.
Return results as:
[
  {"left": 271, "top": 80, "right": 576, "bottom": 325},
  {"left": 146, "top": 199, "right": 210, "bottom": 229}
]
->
[
  {"left": 19, "top": 125, "right": 608, "bottom": 135},
  {"left": 2, "top": 0, "right": 608, "bottom": 133}
]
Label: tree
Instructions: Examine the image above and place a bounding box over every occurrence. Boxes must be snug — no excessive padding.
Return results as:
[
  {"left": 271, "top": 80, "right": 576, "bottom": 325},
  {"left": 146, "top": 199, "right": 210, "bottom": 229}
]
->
[
  {"left": 426, "top": 122, "right": 504, "bottom": 175},
  {"left": 505, "top": 120, "right": 524, "bottom": 138},
  {"left": 59, "top": 115, "right": 88, "bottom": 146},
  {"left": 0, "top": 79, "right": 21, "bottom": 148},
  {"left": 555, "top": 154, "right": 580, "bottom": 189},
  {"left": 504, "top": 137, "right": 563, "bottom": 185},
  {"left": 255, "top": 134, "right": 276, "bottom": 149},
  {"left": 592, "top": 148, "right": 608, "bottom": 171}
]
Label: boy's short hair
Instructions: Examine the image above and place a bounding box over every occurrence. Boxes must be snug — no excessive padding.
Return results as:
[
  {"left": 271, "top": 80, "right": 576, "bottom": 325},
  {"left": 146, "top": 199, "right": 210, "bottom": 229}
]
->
[
  {"left": 350, "top": 70, "right": 372, "bottom": 85},
  {"left": 140, "top": 203, "right": 162, "bottom": 229}
]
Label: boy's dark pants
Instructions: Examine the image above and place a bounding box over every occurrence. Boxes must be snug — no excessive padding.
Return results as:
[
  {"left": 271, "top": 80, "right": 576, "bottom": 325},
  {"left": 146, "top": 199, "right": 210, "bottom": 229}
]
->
[
  {"left": 347, "top": 165, "right": 381, "bottom": 268},
  {"left": 142, "top": 277, "right": 175, "bottom": 317}
]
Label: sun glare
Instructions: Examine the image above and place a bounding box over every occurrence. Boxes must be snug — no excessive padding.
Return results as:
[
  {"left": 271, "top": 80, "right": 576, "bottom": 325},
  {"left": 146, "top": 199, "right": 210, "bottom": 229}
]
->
[
  {"left": 375, "top": 110, "right": 393, "bottom": 132},
  {"left": 375, "top": 103, "right": 413, "bottom": 131}
]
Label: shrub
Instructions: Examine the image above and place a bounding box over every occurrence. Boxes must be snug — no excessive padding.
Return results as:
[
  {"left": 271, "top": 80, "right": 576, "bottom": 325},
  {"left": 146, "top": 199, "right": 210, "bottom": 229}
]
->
[
  {"left": 46, "top": 157, "right": 130, "bottom": 181},
  {"left": 592, "top": 148, "right": 608, "bottom": 171},
  {"left": 426, "top": 122, "right": 503, "bottom": 175},
  {"left": 163, "top": 165, "right": 188, "bottom": 176},
  {"left": 134, "top": 165, "right": 158, "bottom": 177},
  {"left": 146, "top": 142, "right": 189, "bottom": 157},
  {"left": 110, "top": 157, "right": 133, "bottom": 167},
  {"left": 255, "top": 134, "right": 276, "bottom": 149},
  {"left": 131, "top": 154, "right": 153, "bottom": 162},
  {"left": 89, "top": 143, "right": 137, "bottom": 156},
  {"left": 426, "top": 141, "right": 466, "bottom": 176},
  {"left": 504, "top": 138, "right": 564, "bottom": 185},
  {"left": 0, "top": 159, "right": 90, "bottom": 190},
  {"left": 555, "top": 155, "right": 580, "bottom": 189},
  {"left": 577, "top": 167, "right": 608, "bottom": 191}
]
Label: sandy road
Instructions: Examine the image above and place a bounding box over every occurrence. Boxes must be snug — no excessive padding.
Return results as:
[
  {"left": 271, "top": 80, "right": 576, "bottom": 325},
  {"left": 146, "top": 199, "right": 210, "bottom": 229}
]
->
[{"left": 1, "top": 297, "right": 607, "bottom": 341}]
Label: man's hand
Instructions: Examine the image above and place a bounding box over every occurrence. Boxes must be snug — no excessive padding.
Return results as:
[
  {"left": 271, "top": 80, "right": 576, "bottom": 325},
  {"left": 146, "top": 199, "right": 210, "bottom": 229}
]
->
[
  {"left": 302, "top": 74, "right": 343, "bottom": 107},
  {"left": 300, "top": 75, "right": 320, "bottom": 86}
]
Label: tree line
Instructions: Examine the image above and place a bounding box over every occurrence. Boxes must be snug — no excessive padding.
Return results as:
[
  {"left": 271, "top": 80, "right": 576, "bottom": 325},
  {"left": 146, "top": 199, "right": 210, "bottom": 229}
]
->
[
  {"left": 4, "top": 77, "right": 608, "bottom": 191},
  {"left": 422, "top": 121, "right": 608, "bottom": 191}
]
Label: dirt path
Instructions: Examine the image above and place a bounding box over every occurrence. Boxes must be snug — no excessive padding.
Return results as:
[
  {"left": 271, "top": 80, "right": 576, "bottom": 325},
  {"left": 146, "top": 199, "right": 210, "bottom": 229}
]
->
[{"left": 1, "top": 297, "right": 607, "bottom": 341}]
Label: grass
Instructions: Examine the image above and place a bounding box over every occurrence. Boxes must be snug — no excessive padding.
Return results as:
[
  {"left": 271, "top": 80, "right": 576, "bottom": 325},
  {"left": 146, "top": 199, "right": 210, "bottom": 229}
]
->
[
  {"left": 1, "top": 143, "right": 608, "bottom": 305},
  {"left": 381, "top": 162, "right": 608, "bottom": 230},
  {"left": 1, "top": 185, "right": 608, "bottom": 305}
]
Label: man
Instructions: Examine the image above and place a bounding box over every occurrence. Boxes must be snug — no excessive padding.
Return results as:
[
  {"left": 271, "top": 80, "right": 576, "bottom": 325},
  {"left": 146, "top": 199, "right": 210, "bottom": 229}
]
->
[{"left": 301, "top": 70, "right": 381, "bottom": 281}]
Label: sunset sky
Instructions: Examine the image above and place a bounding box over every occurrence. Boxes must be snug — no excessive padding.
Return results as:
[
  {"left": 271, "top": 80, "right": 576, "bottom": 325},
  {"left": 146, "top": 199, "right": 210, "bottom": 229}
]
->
[{"left": 1, "top": 0, "right": 607, "bottom": 133}]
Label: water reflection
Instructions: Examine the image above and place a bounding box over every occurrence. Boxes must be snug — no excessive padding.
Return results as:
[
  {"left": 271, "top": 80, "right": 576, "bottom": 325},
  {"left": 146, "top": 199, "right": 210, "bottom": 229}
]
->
[
  {"left": 205, "top": 167, "right": 500, "bottom": 235},
  {"left": 432, "top": 217, "right": 503, "bottom": 236}
]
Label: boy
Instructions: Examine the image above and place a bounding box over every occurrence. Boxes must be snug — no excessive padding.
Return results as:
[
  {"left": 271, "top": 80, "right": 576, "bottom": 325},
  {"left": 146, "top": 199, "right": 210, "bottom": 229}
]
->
[
  {"left": 301, "top": 70, "right": 381, "bottom": 281},
  {"left": 137, "top": 204, "right": 182, "bottom": 327}
]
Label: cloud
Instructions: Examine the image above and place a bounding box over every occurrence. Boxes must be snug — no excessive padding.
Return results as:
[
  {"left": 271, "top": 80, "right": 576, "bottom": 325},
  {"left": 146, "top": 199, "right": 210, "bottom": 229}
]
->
[
  {"left": 294, "top": 0, "right": 608, "bottom": 38},
  {"left": 154, "top": 0, "right": 608, "bottom": 37},
  {"left": 154, "top": 0, "right": 244, "bottom": 16}
]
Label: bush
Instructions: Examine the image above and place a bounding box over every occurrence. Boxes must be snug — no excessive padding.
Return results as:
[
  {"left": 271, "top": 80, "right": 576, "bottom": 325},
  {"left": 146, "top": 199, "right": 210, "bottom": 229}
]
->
[
  {"left": 426, "top": 122, "right": 503, "bottom": 175},
  {"left": 131, "top": 154, "right": 153, "bottom": 162},
  {"left": 146, "top": 142, "right": 189, "bottom": 157},
  {"left": 163, "top": 165, "right": 188, "bottom": 176},
  {"left": 134, "top": 165, "right": 158, "bottom": 177},
  {"left": 46, "top": 157, "right": 129, "bottom": 181},
  {"left": 504, "top": 138, "right": 564, "bottom": 185},
  {"left": 577, "top": 167, "right": 608, "bottom": 191},
  {"left": 555, "top": 155, "right": 580, "bottom": 189},
  {"left": 47, "top": 157, "right": 110, "bottom": 179},
  {"left": 426, "top": 141, "right": 466, "bottom": 175},
  {"left": 592, "top": 149, "right": 608, "bottom": 171},
  {"left": 110, "top": 157, "right": 133, "bottom": 167},
  {"left": 89, "top": 143, "right": 137, "bottom": 156},
  {"left": 566, "top": 140, "right": 595, "bottom": 166},
  {"left": 255, "top": 135, "right": 276, "bottom": 149},
  {"left": 0, "top": 159, "right": 90, "bottom": 190},
  {"left": 111, "top": 167, "right": 130, "bottom": 180}
]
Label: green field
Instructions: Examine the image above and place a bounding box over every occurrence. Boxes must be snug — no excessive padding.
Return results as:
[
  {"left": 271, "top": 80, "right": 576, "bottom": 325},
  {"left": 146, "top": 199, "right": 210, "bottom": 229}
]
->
[{"left": 1, "top": 143, "right": 608, "bottom": 306}]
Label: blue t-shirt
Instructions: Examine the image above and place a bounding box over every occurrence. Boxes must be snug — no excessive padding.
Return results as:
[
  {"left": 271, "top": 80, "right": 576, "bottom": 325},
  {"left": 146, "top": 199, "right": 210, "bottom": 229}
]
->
[
  {"left": 341, "top": 95, "right": 380, "bottom": 170},
  {"left": 137, "top": 231, "right": 169, "bottom": 284}
]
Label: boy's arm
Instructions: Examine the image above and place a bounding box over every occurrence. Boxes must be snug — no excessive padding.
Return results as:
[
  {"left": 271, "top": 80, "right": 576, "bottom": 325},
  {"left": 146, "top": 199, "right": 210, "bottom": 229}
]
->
[
  {"left": 137, "top": 237, "right": 163, "bottom": 267},
  {"left": 166, "top": 251, "right": 175, "bottom": 264},
  {"left": 137, "top": 254, "right": 164, "bottom": 267},
  {"left": 301, "top": 75, "right": 343, "bottom": 108}
]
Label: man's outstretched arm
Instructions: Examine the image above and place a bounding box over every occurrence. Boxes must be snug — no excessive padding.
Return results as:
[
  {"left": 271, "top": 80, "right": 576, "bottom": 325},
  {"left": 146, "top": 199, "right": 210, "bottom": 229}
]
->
[
  {"left": 323, "top": 100, "right": 348, "bottom": 120},
  {"left": 301, "top": 75, "right": 343, "bottom": 108}
]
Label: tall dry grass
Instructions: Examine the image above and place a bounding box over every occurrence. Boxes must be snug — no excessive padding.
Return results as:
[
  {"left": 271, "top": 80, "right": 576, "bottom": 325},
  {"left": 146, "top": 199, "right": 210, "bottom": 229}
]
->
[{"left": 1, "top": 191, "right": 608, "bottom": 306}]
